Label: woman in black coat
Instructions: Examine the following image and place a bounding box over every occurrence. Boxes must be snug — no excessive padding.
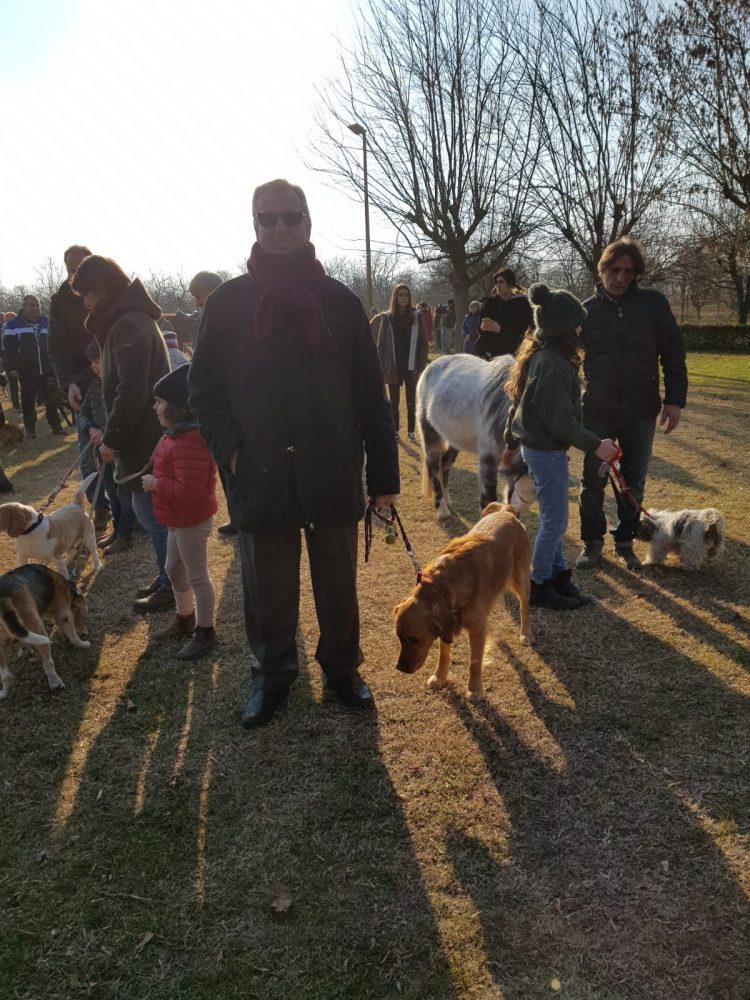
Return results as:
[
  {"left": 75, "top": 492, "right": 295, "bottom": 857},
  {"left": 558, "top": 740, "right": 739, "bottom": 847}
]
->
[{"left": 72, "top": 256, "right": 173, "bottom": 612}]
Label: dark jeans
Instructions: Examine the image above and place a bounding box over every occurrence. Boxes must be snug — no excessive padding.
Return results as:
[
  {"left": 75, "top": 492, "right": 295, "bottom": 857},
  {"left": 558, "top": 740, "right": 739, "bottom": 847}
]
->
[
  {"left": 77, "top": 418, "right": 109, "bottom": 512},
  {"left": 388, "top": 373, "right": 417, "bottom": 433},
  {"left": 579, "top": 417, "right": 656, "bottom": 545},
  {"left": 102, "top": 463, "right": 135, "bottom": 538},
  {"left": 238, "top": 522, "right": 363, "bottom": 693},
  {"left": 20, "top": 373, "right": 61, "bottom": 433},
  {"left": 130, "top": 490, "right": 170, "bottom": 588},
  {"left": 8, "top": 372, "right": 20, "bottom": 409}
]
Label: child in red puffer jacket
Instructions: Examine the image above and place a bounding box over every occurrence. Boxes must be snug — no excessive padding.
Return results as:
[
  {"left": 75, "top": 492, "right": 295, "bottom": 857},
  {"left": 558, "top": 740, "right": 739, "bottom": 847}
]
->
[{"left": 141, "top": 364, "right": 218, "bottom": 660}]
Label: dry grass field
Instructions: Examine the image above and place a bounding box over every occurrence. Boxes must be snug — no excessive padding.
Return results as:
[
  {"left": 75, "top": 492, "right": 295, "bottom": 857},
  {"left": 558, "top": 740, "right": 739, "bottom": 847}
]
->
[{"left": 0, "top": 353, "right": 748, "bottom": 1000}]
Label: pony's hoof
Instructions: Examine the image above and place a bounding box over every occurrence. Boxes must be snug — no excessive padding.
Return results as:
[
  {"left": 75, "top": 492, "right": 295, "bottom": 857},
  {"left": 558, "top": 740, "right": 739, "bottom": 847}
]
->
[
  {"left": 77, "top": 640, "right": 91, "bottom": 649},
  {"left": 427, "top": 673, "right": 450, "bottom": 690},
  {"left": 467, "top": 687, "right": 485, "bottom": 702},
  {"left": 436, "top": 500, "right": 451, "bottom": 521},
  {"left": 519, "top": 632, "right": 532, "bottom": 645},
  {"left": 48, "top": 678, "right": 65, "bottom": 692}
]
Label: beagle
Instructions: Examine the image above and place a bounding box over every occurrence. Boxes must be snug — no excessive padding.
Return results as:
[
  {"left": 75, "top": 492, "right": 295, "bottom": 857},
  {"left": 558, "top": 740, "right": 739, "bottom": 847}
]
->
[{"left": 0, "top": 472, "right": 101, "bottom": 579}]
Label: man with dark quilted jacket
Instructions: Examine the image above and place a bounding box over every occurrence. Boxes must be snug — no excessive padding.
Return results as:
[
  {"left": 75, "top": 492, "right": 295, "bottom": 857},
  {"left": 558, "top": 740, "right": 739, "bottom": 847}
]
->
[{"left": 577, "top": 237, "right": 687, "bottom": 570}]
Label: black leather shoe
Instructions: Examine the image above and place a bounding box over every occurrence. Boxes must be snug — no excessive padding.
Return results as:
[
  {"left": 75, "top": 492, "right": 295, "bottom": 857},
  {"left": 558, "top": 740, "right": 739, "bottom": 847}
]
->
[
  {"left": 326, "top": 676, "right": 375, "bottom": 710},
  {"left": 135, "top": 577, "right": 161, "bottom": 599},
  {"left": 241, "top": 689, "right": 289, "bottom": 729},
  {"left": 132, "top": 586, "right": 175, "bottom": 613},
  {"left": 217, "top": 522, "right": 238, "bottom": 537}
]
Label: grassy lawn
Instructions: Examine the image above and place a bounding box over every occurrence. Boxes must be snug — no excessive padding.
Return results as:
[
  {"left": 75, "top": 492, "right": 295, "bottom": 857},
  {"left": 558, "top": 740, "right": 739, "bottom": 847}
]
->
[{"left": 0, "top": 354, "right": 748, "bottom": 1000}]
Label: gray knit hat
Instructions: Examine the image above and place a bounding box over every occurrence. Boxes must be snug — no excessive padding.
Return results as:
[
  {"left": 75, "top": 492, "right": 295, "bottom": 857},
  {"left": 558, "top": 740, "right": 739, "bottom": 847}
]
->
[{"left": 528, "top": 283, "right": 586, "bottom": 336}]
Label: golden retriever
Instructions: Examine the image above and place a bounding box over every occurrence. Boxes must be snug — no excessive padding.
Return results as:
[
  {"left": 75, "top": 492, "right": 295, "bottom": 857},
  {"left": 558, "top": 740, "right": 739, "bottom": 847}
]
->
[
  {"left": 0, "top": 472, "right": 101, "bottom": 579},
  {"left": 0, "top": 564, "right": 90, "bottom": 699},
  {"left": 394, "top": 502, "right": 531, "bottom": 700}
]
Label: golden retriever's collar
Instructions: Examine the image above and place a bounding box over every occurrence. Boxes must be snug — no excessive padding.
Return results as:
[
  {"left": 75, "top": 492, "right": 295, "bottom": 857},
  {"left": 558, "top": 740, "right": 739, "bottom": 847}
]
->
[{"left": 20, "top": 511, "right": 44, "bottom": 536}]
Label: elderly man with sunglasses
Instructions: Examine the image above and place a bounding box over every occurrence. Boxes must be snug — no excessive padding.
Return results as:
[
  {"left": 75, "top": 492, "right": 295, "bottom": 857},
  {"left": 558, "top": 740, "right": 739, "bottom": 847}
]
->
[{"left": 189, "top": 178, "right": 399, "bottom": 729}]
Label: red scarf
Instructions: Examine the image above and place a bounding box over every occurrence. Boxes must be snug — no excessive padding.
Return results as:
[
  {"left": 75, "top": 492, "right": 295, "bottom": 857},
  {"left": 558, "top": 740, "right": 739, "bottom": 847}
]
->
[{"left": 246, "top": 242, "right": 331, "bottom": 354}]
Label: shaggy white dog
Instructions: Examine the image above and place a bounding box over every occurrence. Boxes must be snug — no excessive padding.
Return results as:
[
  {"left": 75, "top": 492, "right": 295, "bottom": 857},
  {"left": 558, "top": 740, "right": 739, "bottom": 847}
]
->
[{"left": 637, "top": 508, "right": 725, "bottom": 570}]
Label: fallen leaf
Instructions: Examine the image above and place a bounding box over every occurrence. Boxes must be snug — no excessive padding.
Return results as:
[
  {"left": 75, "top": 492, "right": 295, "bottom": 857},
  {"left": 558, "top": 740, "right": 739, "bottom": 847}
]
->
[
  {"left": 266, "top": 881, "right": 293, "bottom": 918},
  {"left": 550, "top": 978, "right": 562, "bottom": 992},
  {"left": 661, "top": 859, "right": 669, "bottom": 873},
  {"left": 126, "top": 699, "right": 136, "bottom": 712},
  {"left": 136, "top": 931, "right": 154, "bottom": 953},
  {"left": 36, "top": 849, "right": 48, "bottom": 863},
  {"left": 96, "top": 788, "right": 103, "bottom": 802}
]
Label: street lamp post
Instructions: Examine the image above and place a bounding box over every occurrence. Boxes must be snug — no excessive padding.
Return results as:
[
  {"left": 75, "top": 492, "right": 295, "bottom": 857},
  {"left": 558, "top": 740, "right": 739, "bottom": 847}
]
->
[{"left": 348, "top": 122, "right": 373, "bottom": 315}]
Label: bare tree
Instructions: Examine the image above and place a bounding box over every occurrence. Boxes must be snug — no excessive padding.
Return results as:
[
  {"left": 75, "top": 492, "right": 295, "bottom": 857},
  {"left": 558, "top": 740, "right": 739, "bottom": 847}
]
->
[
  {"left": 658, "top": 0, "right": 750, "bottom": 215},
  {"left": 529, "top": 0, "right": 681, "bottom": 278},
  {"left": 33, "top": 257, "right": 66, "bottom": 311},
  {"left": 143, "top": 270, "right": 191, "bottom": 313},
  {"left": 312, "top": 0, "right": 542, "bottom": 319}
]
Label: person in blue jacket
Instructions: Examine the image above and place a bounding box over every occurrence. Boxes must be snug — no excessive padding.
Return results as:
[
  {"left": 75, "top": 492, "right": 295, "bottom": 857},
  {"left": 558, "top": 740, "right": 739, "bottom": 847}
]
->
[{"left": 2, "top": 296, "right": 64, "bottom": 438}]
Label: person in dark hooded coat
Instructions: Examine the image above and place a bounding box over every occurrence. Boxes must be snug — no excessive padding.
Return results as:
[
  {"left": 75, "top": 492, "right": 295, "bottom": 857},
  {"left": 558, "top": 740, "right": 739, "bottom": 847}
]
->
[{"left": 72, "top": 255, "right": 172, "bottom": 612}]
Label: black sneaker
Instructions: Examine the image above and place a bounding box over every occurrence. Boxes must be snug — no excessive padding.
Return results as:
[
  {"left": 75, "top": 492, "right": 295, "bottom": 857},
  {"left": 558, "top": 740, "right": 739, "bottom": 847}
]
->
[
  {"left": 552, "top": 568, "right": 592, "bottom": 606},
  {"left": 530, "top": 579, "right": 580, "bottom": 611},
  {"left": 135, "top": 577, "right": 161, "bottom": 599},
  {"left": 133, "top": 586, "right": 175, "bottom": 613},
  {"left": 217, "top": 522, "right": 238, "bottom": 537}
]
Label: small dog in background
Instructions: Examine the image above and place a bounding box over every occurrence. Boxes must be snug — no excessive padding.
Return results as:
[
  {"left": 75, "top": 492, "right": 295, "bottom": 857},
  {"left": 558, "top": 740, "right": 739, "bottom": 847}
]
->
[
  {"left": 0, "top": 564, "right": 90, "bottom": 699},
  {"left": 637, "top": 508, "right": 725, "bottom": 570},
  {"left": 394, "top": 502, "right": 531, "bottom": 701},
  {"left": 0, "top": 472, "right": 101, "bottom": 579}
]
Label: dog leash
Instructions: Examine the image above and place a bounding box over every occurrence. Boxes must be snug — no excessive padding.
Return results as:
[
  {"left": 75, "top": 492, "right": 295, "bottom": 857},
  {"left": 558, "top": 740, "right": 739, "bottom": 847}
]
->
[
  {"left": 599, "top": 448, "right": 654, "bottom": 521},
  {"left": 37, "top": 440, "right": 95, "bottom": 513},
  {"left": 364, "top": 501, "right": 422, "bottom": 583}
]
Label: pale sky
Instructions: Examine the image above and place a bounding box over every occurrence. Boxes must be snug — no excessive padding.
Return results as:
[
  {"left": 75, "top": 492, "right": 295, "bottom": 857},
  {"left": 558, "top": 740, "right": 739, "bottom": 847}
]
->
[{"left": 0, "top": 0, "right": 392, "bottom": 287}]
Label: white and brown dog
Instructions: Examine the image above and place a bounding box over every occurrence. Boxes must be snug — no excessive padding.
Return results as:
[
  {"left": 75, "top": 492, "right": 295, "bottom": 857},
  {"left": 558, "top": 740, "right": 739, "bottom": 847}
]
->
[
  {"left": 0, "top": 472, "right": 101, "bottom": 579},
  {"left": 0, "top": 564, "right": 90, "bottom": 699},
  {"left": 637, "top": 508, "right": 725, "bottom": 570}
]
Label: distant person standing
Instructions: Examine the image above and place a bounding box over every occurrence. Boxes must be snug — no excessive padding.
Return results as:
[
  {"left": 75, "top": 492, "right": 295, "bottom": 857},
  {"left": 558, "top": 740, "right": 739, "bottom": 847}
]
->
[
  {"left": 375, "top": 283, "right": 429, "bottom": 443},
  {"left": 1, "top": 313, "right": 20, "bottom": 409},
  {"left": 48, "top": 244, "right": 110, "bottom": 536},
  {"left": 173, "top": 271, "right": 223, "bottom": 350},
  {"left": 433, "top": 304, "right": 445, "bottom": 353},
  {"left": 418, "top": 302, "right": 433, "bottom": 345},
  {"left": 475, "top": 267, "right": 533, "bottom": 359},
  {"left": 441, "top": 298, "right": 457, "bottom": 354},
  {"left": 2, "top": 296, "right": 64, "bottom": 438},
  {"left": 461, "top": 300, "right": 482, "bottom": 353}
]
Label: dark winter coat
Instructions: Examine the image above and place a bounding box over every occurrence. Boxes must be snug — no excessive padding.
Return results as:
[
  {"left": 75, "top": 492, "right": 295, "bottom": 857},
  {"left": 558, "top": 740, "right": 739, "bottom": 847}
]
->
[
  {"left": 505, "top": 347, "right": 601, "bottom": 453},
  {"left": 476, "top": 293, "right": 533, "bottom": 358},
  {"left": 96, "top": 280, "right": 169, "bottom": 492},
  {"left": 151, "top": 425, "right": 217, "bottom": 528},
  {"left": 188, "top": 272, "right": 399, "bottom": 532},
  {"left": 462, "top": 312, "right": 481, "bottom": 353},
  {"left": 581, "top": 283, "right": 687, "bottom": 425},
  {"left": 2, "top": 314, "right": 55, "bottom": 378},
  {"left": 376, "top": 310, "right": 429, "bottom": 383},
  {"left": 47, "top": 279, "right": 94, "bottom": 393},
  {"left": 77, "top": 376, "right": 106, "bottom": 436}
]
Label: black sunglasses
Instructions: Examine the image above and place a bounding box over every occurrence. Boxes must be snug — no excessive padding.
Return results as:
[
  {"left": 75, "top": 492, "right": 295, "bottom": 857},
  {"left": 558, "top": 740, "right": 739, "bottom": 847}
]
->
[{"left": 254, "top": 211, "right": 308, "bottom": 228}]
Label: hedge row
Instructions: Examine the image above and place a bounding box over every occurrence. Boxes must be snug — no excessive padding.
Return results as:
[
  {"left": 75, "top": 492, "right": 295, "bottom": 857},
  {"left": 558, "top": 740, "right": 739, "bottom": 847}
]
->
[{"left": 681, "top": 324, "right": 750, "bottom": 352}]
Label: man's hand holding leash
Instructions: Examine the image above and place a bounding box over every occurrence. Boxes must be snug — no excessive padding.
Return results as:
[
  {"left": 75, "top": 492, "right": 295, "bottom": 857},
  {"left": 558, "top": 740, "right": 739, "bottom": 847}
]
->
[{"left": 99, "top": 444, "right": 116, "bottom": 464}]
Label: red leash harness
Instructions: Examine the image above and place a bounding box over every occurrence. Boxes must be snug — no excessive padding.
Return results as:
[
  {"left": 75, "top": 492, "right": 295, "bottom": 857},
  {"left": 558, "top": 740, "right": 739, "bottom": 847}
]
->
[{"left": 600, "top": 447, "right": 654, "bottom": 521}]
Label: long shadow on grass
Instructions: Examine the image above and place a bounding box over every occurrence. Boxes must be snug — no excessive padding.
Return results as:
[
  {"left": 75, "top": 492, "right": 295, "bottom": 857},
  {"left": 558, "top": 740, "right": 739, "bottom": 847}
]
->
[
  {"left": 1, "top": 540, "right": 455, "bottom": 999},
  {"left": 443, "top": 601, "right": 750, "bottom": 999}
]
